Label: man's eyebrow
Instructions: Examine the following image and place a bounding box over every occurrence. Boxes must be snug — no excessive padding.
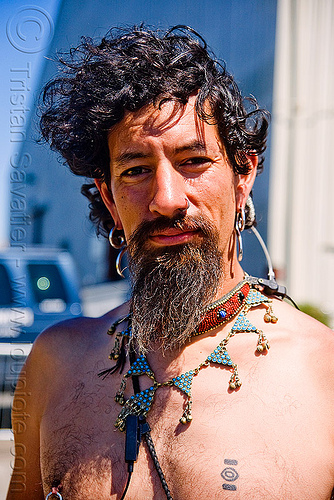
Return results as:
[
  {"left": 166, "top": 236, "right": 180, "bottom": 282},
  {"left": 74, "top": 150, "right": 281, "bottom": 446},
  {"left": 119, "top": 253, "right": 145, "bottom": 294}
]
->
[
  {"left": 113, "top": 141, "right": 208, "bottom": 166},
  {"left": 174, "top": 141, "right": 207, "bottom": 154},
  {"left": 114, "top": 151, "right": 150, "bottom": 166}
]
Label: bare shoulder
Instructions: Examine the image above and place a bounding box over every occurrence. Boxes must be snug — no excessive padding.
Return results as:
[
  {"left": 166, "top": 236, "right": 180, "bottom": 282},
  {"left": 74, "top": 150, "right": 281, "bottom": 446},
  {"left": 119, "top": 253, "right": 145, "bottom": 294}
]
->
[
  {"left": 31, "top": 300, "right": 130, "bottom": 362},
  {"left": 15, "top": 300, "right": 129, "bottom": 421},
  {"left": 271, "top": 297, "right": 334, "bottom": 374},
  {"left": 273, "top": 296, "right": 333, "bottom": 339}
]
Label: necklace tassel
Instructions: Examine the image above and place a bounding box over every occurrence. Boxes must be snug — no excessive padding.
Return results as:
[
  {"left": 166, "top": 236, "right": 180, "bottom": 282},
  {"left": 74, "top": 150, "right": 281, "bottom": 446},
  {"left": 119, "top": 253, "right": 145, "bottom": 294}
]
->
[
  {"left": 179, "top": 399, "right": 193, "bottom": 425},
  {"left": 256, "top": 331, "right": 270, "bottom": 352},
  {"left": 229, "top": 365, "right": 242, "bottom": 390}
]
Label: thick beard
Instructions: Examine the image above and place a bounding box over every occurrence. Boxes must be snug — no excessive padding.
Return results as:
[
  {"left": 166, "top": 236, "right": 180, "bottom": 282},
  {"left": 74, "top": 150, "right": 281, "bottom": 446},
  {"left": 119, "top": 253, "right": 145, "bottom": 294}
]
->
[{"left": 127, "top": 214, "right": 223, "bottom": 354}]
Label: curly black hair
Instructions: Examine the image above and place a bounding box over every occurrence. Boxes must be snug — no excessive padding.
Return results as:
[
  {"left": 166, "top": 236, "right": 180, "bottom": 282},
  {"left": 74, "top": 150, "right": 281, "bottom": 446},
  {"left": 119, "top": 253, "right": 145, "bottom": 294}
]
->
[{"left": 40, "top": 25, "right": 269, "bottom": 236}]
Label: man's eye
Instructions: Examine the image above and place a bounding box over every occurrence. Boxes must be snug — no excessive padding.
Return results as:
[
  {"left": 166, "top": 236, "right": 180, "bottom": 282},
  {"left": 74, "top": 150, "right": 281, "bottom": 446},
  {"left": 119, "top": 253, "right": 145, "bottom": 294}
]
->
[
  {"left": 121, "top": 166, "right": 149, "bottom": 177},
  {"left": 181, "top": 157, "right": 211, "bottom": 167}
]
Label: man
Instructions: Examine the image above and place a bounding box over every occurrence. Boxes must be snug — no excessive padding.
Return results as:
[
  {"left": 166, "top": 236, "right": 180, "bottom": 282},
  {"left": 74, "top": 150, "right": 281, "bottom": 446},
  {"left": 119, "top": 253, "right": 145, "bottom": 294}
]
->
[{"left": 7, "top": 26, "right": 334, "bottom": 500}]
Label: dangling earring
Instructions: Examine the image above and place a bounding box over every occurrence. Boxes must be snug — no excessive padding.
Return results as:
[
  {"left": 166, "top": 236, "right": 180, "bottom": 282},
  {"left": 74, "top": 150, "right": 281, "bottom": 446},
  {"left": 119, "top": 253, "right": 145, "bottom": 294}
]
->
[
  {"left": 235, "top": 206, "right": 245, "bottom": 262},
  {"left": 109, "top": 227, "right": 127, "bottom": 278}
]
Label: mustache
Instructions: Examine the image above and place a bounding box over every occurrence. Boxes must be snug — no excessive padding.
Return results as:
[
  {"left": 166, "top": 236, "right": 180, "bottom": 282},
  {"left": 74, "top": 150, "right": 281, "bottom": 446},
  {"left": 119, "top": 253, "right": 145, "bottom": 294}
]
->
[{"left": 128, "top": 214, "right": 215, "bottom": 248}]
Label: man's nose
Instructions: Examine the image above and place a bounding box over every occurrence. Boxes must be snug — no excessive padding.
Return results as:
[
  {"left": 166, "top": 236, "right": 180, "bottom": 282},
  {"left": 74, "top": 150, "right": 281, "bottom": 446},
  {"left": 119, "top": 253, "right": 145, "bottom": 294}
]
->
[{"left": 148, "top": 163, "right": 189, "bottom": 218}]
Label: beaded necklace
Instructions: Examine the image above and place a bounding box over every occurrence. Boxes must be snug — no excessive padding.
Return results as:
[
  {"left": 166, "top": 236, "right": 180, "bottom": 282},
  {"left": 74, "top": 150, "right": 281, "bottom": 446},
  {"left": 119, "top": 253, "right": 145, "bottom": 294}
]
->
[{"left": 106, "top": 278, "right": 277, "bottom": 432}]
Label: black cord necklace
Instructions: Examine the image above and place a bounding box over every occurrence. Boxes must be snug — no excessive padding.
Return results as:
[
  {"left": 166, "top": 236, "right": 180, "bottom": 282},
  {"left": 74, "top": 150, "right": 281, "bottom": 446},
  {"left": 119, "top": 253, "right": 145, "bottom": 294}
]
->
[{"left": 123, "top": 351, "right": 173, "bottom": 500}]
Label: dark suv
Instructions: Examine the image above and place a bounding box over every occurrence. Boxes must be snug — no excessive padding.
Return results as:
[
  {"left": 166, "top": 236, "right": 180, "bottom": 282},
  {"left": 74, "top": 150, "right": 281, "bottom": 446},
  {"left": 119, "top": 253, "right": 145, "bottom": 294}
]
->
[{"left": 0, "top": 247, "right": 82, "bottom": 427}]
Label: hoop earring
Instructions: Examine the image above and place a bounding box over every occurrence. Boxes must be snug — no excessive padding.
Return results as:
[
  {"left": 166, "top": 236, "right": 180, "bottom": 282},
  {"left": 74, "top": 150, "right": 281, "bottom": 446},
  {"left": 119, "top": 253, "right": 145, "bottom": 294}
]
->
[
  {"left": 109, "top": 227, "right": 127, "bottom": 278},
  {"left": 235, "top": 206, "right": 245, "bottom": 262},
  {"left": 109, "top": 226, "right": 125, "bottom": 249},
  {"left": 46, "top": 490, "right": 62, "bottom": 499}
]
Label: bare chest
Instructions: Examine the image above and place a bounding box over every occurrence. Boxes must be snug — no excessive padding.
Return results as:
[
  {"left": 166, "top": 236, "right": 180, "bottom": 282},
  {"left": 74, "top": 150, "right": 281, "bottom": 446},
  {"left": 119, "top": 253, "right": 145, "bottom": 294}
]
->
[{"left": 40, "top": 361, "right": 334, "bottom": 500}]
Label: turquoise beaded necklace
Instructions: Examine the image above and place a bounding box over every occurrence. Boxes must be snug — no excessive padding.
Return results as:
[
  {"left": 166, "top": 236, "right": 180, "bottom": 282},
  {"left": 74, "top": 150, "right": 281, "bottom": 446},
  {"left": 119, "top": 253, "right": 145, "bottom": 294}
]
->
[{"left": 107, "top": 279, "right": 277, "bottom": 432}]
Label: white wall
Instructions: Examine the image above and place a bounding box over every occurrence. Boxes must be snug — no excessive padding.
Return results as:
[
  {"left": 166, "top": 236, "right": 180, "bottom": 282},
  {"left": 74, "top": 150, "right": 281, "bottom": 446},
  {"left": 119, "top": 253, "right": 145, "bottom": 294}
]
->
[{"left": 269, "top": 0, "right": 334, "bottom": 319}]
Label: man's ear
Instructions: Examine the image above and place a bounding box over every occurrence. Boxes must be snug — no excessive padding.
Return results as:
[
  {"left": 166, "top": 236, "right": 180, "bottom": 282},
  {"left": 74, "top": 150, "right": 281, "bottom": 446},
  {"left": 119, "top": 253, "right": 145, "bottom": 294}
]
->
[
  {"left": 235, "top": 154, "right": 258, "bottom": 208},
  {"left": 94, "top": 178, "right": 123, "bottom": 230}
]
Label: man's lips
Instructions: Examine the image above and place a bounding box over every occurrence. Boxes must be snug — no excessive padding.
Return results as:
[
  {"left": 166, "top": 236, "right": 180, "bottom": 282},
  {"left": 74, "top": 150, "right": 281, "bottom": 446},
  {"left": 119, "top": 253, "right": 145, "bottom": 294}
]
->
[{"left": 149, "top": 228, "right": 201, "bottom": 246}]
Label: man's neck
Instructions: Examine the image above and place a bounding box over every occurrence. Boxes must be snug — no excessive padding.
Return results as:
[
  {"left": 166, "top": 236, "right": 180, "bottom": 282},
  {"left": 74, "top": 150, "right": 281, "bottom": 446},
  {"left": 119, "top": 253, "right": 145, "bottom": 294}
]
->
[
  {"left": 145, "top": 266, "right": 247, "bottom": 372},
  {"left": 213, "top": 261, "right": 245, "bottom": 301}
]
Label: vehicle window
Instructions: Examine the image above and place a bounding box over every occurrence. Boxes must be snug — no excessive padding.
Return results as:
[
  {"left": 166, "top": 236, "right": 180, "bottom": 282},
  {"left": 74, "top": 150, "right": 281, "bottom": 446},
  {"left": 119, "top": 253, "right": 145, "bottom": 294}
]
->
[
  {"left": 0, "top": 264, "right": 13, "bottom": 306},
  {"left": 27, "top": 263, "right": 68, "bottom": 303}
]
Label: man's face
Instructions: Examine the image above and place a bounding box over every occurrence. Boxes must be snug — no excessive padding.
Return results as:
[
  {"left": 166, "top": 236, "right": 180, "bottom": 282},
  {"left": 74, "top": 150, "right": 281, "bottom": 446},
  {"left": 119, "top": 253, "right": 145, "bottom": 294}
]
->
[
  {"left": 97, "top": 96, "right": 256, "bottom": 351},
  {"left": 104, "top": 95, "right": 252, "bottom": 265}
]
